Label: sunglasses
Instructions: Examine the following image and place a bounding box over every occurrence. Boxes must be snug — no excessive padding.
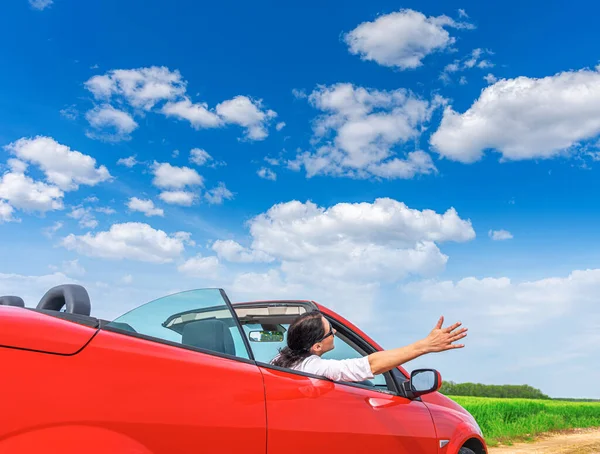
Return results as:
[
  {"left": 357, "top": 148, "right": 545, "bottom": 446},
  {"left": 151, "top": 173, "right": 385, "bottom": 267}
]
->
[{"left": 318, "top": 321, "right": 335, "bottom": 342}]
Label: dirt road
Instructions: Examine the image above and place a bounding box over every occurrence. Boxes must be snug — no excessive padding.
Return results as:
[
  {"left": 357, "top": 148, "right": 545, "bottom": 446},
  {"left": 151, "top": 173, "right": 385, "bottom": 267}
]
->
[{"left": 488, "top": 428, "right": 600, "bottom": 453}]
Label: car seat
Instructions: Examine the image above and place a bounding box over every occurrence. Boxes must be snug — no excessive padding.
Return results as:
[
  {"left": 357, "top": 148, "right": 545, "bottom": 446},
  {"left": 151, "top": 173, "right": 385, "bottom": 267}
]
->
[{"left": 181, "top": 319, "right": 235, "bottom": 356}]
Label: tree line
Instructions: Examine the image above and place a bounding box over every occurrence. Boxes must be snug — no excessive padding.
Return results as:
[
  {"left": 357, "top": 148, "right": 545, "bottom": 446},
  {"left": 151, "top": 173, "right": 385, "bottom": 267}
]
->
[{"left": 439, "top": 381, "right": 551, "bottom": 399}]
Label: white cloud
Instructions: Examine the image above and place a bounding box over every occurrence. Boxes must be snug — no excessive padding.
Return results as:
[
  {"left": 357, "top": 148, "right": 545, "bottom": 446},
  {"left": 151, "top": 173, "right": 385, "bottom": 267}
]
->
[
  {"left": 276, "top": 122, "right": 286, "bottom": 131},
  {"left": 67, "top": 206, "right": 98, "bottom": 229},
  {"left": 121, "top": 274, "right": 133, "bottom": 284},
  {"left": 440, "top": 48, "right": 494, "bottom": 83},
  {"left": 289, "top": 83, "right": 441, "bottom": 179},
  {"left": 257, "top": 167, "right": 276, "bottom": 181},
  {"left": 60, "top": 105, "right": 78, "bottom": 120},
  {"left": 85, "top": 66, "right": 277, "bottom": 141},
  {"left": 178, "top": 255, "right": 220, "bottom": 279},
  {"left": 0, "top": 200, "right": 16, "bottom": 223},
  {"left": 344, "top": 9, "right": 473, "bottom": 70},
  {"left": 42, "top": 221, "right": 63, "bottom": 238},
  {"left": 189, "top": 148, "right": 212, "bottom": 166},
  {"left": 158, "top": 190, "right": 197, "bottom": 206},
  {"left": 430, "top": 66, "right": 600, "bottom": 163},
  {"left": 96, "top": 206, "right": 116, "bottom": 215},
  {"left": 210, "top": 198, "right": 474, "bottom": 311},
  {"left": 458, "top": 8, "right": 468, "bottom": 18},
  {"left": 161, "top": 97, "right": 223, "bottom": 129},
  {"left": 489, "top": 229, "right": 513, "bottom": 240},
  {"left": 484, "top": 73, "right": 498, "bottom": 84},
  {"left": 4, "top": 136, "right": 111, "bottom": 191},
  {"left": 212, "top": 239, "right": 274, "bottom": 263},
  {"left": 117, "top": 156, "right": 138, "bottom": 167},
  {"left": 401, "top": 269, "right": 600, "bottom": 334},
  {"left": 61, "top": 222, "right": 190, "bottom": 263},
  {"left": 126, "top": 197, "right": 164, "bottom": 217},
  {"left": 204, "top": 182, "right": 233, "bottom": 205},
  {"left": 151, "top": 162, "right": 203, "bottom": 189},
  {"left": 292, "top": 89, "right": 307, "bottom": 99},
  {"left": 85, "top": 104, "right": 138, "bottom": 141},
  {"left": 29, "top": 0, "right": 53, "bottom": 10},
  {"left": 0, "top": 171, "right": 63, "bottom": 212},
  {"left": 59, "top": 259, "right": 86, "bottom": 276},
  {"left": 216, "top": 96, "right": 277, "bottom": 140},
  {"left": 85, "top": 66, "right": 186, "bottom": 110}
]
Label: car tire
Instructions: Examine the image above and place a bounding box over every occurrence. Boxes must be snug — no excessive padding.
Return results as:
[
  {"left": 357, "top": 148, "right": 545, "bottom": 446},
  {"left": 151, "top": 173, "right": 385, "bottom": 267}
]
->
[{"left": 459, "top": 448, "right": 477, "bottom": 454}]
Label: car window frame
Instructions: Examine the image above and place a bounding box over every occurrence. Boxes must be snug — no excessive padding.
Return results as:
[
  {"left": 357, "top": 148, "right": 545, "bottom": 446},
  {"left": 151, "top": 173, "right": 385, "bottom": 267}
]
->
[
  {"left": 100, "top": 288, "right": 257, "bottom": 365},
  {"left": 252, "top": 312, "right": 407, "bottom": 397}
]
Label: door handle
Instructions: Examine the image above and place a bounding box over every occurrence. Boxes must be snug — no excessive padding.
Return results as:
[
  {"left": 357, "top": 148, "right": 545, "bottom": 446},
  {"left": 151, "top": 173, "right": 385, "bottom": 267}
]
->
[{"left": 366, "top": 397, "right": 399, "bottom": 409}]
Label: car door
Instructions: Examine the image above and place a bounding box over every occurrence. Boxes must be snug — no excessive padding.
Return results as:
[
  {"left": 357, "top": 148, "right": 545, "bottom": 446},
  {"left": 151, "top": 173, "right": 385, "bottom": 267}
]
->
[{"left": 257, "top": 316, "right": 439, "bottom": 453}]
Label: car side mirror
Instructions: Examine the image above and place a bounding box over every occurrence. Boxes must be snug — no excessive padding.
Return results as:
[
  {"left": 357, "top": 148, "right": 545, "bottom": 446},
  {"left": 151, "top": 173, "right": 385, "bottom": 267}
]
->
[
  {"left": 248, "top": 330, "right": 284, "bottom": 342},
  {"left": 402, "top": 369, "right": 442, "bottom": 399}
]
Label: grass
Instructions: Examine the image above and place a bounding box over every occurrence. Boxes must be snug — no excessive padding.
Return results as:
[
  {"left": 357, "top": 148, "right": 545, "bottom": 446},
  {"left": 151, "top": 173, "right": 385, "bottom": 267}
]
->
[{"left": 448, "top": 396, "right": 600, "bottom": 447}]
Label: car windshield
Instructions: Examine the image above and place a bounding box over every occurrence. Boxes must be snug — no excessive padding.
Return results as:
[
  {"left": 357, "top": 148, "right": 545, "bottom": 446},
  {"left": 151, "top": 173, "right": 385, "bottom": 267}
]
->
[{"left": 105, "top": 288, "right": 250, "bottom": 359}]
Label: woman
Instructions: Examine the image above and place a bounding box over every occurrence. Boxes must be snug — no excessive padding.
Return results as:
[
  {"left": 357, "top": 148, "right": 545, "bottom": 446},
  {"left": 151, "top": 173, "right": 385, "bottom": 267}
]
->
[{"left": 271, "top": 311, "right": 467, "bottom": 382}]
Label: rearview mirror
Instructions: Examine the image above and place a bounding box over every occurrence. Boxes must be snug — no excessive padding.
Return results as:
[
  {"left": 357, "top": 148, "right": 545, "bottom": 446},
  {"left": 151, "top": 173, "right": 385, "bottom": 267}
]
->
[
  {"left": 248, "top": 330, "right": 284, "bottom": 342},
  {"left": 402, "top": 369, "right": 442, "bottom": 399}
]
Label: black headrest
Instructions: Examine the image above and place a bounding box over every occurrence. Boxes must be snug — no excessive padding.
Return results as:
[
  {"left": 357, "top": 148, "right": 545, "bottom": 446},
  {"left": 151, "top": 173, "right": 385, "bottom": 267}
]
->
[
  {"left": 37, "top": 284, "right": 91, "bottom": 316},
  {"left": 0, "top": 296, "right": 25, "bottom": 307},
  {"left": 182, "top": 319, "right": 235, "bottom": 356}
]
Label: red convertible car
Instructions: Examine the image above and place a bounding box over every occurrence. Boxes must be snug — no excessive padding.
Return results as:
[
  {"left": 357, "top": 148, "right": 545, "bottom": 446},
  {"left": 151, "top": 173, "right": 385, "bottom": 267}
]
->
[{"left": 0, "top": 284, "right": 487, "bottom": 453}]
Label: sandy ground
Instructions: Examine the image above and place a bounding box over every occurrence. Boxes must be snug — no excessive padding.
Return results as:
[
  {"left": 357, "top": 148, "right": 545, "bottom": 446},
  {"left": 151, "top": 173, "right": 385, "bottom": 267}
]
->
[{"left": 488, "top": 428, "right": 600, "bottom": 453}]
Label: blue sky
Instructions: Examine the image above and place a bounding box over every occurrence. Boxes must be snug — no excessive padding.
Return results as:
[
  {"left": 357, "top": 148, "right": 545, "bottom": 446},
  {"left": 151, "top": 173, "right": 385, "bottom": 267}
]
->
[{"left": 2, "top": 0, "right": 600, "bottom": 399}]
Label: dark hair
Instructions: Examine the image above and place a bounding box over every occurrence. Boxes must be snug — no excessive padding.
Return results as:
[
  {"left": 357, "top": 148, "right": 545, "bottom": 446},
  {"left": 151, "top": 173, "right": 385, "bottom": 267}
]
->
[{"left": 271, "top": 311, "right": 326, "bottom": 369}]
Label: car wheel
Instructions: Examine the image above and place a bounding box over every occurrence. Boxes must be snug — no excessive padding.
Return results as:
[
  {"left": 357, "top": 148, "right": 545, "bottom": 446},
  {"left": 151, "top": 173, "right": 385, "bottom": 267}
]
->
[{"left": 459, "top": 448, "right": 477, "bottom": 454}]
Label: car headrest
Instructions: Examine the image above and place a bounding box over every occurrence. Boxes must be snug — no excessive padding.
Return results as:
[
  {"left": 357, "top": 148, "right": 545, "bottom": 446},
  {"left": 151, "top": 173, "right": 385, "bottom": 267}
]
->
[
  {"left": 36, "top": 284, "right": 91, "bottom": 316},
  {"left": 182, "top": 319, "right": 235, "bottom": 356},
  {"left": 0, "top": 296, "right": 25, "bottom": 307}
]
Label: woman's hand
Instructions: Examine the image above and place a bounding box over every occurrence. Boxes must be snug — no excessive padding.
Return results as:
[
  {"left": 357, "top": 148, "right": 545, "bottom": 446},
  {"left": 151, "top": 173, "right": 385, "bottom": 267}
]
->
[{"left": 422, "top": 316, "right": 468, "bottom": 353}]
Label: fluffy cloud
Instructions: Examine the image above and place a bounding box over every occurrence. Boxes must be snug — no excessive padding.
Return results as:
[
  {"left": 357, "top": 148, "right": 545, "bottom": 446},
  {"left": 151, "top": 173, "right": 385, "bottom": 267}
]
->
[
  {"left": 440, "top": 48, "right": 494, "bottom": 83},
  {"left": 4, "top": 136, "right": 111, "bottom": 191},
  {"left": 257, "top": 167, "right": 276, "bottom": 181},
  {"left": 489, "top": 229, "right": 513, "bottom": 240},
  {"left": 344, "top": 9, "right": 473, "bottom": 70},
  {"left": 161, "top": 98, "right": 223, "bottom": 128},
  {"left": 289, "top": 83, "right": 442, "bottom": 179},
  {"left": 85, "top": 66, "right": 186, "bottom": 110},
  {"left": 430, "top": 66, "right": 600, "bottom": 163},
  {"left": 204, "top": 198, "right": 474, "bottom": 314},
  {"left": 177, "top": 255, "right": 220, "bottom": 279},
  {"left": 61, "top": 222, "right": 191, "bottom": 263},
  {"left": 401, "top": 269, "right": 600, "bottom": 334},
  {"left": 67, "top": 206, "right": 98, "bottom": 229},
  {"left": 126, "top": 197, "right": 164, "bottom": 217},
  {"left": 483, "top": 73, "right": 498, "bottom": 84},
  {"left": 85, "top": 67, "right": 277, "bottom": 140},
  {"left": 0, "top": 200, "right": 16, "bottom": 223},
  {"left": 242, "top": 199, "right": 473, "bottom": 286},
  {"left": 0, "top": 170, "right": 63, "bottom": 212},
  {"left": 215, "top": 96, "right": 277, "bottom": 140},
  {"left": 151, "top": 162, "right": 203, "bottom": 189},
  {"left": 212, "top": 239, "right": 274, "bottom": 263},
  {"left": 158, "top": 190, "right": 197, "bottom": 206},
  {"left": 189, "top": 148, "right": 212, "bottom": 166},
  {"left": 117, "top": 156, "right": 138, "bottom": 167},
  {"left": 85, "top": 104, "right": 138, "bottom": 141},
  {"left": 29, "top": 0, "right": 53, "bottom": 10},
  {"left": 204, "top": 182, "right": 233, "bottom": 205}
]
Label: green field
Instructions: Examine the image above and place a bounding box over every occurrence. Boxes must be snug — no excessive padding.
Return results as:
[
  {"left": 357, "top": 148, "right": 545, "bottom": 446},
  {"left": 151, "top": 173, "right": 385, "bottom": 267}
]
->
[{"left": 449, "top": 396, "right": 600, "bottom": 447}]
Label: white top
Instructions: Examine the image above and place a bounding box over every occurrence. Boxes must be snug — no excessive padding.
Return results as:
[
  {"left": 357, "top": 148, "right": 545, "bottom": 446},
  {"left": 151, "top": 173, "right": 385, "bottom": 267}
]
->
[{"left": 272, "top": 354, "right": 375, "bottom": 382}]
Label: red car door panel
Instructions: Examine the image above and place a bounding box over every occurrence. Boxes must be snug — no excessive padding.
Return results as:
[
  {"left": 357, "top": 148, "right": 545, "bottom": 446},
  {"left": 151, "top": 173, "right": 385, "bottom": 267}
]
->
[
  {"left": 0, "top": 330, "right": 266, "bottom": 454},
  {"left": 261, "top": 367, "right": 438, "bottom": 453}
]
